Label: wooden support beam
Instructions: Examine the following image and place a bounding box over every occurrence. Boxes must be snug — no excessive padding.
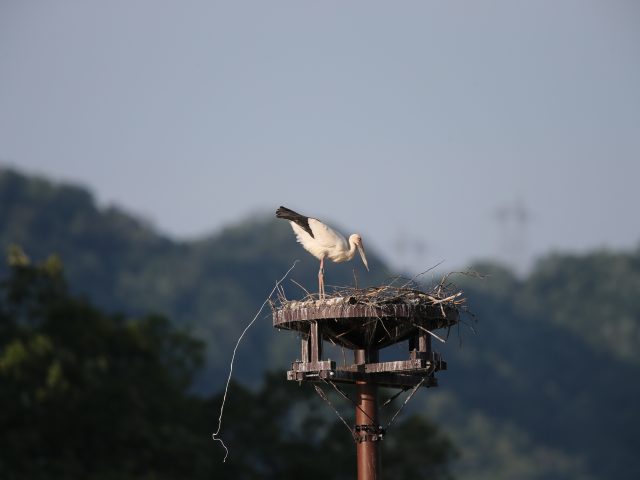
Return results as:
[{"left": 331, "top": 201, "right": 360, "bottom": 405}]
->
[
  {"left": 409, "top": 332, "right": 431, "bottom": 354},
  {"left": 287, "top": 369, "right": 439, "bottom": 389},
  {"left": 290, "top": 360, "right": 336, "bottom": 373},
  {"left": 301, "top": 335, "right": 310, "bottom": 363},
  {"left": 310, "top": 321, "right": 322, "bottom": 363}
]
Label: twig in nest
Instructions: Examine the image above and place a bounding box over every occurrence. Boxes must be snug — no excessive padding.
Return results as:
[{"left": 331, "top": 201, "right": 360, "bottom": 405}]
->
[
  {"left": 400, "top": 260, "right": 445, "bottom": 289},
  {"left": 290, "top": 279, "right": 312, "bottom": 297},
  {"left": 414, "top": 324, "right": 446, "bottom": 343}
]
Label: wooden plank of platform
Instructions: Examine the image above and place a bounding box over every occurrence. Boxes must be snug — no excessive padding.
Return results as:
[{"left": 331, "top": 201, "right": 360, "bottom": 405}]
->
[{"left": 287, "top": 368, "right": 438, "bottom": 389}]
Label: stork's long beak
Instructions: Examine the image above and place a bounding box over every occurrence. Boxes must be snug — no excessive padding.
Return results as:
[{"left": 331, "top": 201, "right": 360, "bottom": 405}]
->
[{"left": 357, "top": 242, "right": 369, "bottom": 271}]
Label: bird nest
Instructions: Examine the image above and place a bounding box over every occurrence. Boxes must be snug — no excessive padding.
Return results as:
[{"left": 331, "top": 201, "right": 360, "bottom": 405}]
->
[{"left": 271, "top": 277, "right": 467, "bottom": 350}]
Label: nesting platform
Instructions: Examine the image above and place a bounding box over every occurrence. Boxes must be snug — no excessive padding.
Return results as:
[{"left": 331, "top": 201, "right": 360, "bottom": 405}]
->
[{"left": 272, "top": 287, "right": 463, "bottom": 390}]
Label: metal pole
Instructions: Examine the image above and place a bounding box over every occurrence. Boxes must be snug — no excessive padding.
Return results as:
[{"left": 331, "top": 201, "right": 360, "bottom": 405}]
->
[{"left": 355, "top": 349, "right": 380, "bottom": 480}]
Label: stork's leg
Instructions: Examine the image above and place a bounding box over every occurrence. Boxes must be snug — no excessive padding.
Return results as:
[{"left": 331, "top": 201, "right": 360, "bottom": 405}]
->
[{"left": 318, "top": 257, "right": 325, "bottom": 299}]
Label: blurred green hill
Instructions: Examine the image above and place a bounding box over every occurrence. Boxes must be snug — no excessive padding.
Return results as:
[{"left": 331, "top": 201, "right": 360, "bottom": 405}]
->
[
  {"left": 427, "top": 260, "right": 640, "bottom": 480},
  {"left": 1, "top": 167, "right": 638, "bottom": 479}
]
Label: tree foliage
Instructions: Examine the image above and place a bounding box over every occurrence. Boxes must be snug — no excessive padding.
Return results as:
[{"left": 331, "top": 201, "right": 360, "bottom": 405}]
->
[
  {"left": 442, "top": 257, "right": 640, "bottom": 480},
  {"left": 522, "top": 248, "right": 640, "bottom": 364},
  {"left": 0, "top": 251, "right": 205, "bottom": 479}
]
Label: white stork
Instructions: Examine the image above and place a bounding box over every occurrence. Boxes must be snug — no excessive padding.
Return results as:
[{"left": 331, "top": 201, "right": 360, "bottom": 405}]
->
[{"left": 276, "top": 206, "right": 369, "bottom": 298}]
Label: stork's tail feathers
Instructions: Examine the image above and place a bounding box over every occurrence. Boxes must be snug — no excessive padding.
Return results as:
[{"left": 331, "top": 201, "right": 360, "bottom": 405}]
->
[
  {"left": 275, "top": 206, "right": 300, "bottom": 219},
  {"left": 276, "top": 206, "right": 314, "bottom": 238}
]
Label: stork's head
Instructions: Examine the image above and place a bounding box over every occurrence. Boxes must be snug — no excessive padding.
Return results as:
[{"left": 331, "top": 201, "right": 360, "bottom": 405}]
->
[{"left": 349, "top": 234, "right": 369, "bottom": 271}]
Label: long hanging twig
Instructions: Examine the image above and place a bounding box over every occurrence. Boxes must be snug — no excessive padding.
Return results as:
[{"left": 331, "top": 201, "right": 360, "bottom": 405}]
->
[{"left": 212, "top": 261, "right": 298, "bottom": 462}]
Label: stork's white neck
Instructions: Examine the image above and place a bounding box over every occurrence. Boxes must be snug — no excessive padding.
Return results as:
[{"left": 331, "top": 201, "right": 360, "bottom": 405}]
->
[{"left": 346, "top": 237, "right": 358, "bottom": 260}]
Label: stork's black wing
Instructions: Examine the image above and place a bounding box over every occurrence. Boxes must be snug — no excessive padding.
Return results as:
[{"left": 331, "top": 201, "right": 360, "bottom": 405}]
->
[{"left": 276, "top": 206, "right": 314, "bottom": 238}]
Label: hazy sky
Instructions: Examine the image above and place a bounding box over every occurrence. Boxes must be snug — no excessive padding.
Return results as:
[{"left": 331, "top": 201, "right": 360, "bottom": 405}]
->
[{"left": 1, "top": 1, "right": 639, "bottom": 272}]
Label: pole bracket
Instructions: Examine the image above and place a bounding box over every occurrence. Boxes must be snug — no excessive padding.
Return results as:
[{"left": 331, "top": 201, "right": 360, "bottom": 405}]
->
[{"left": 354, "top": 424, "right": 386, "bottom": 443}]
